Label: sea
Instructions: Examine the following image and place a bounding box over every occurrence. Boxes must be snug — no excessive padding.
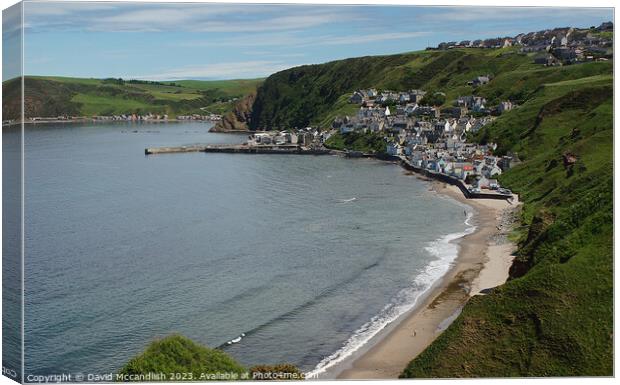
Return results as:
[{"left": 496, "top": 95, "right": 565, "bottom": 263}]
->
[{"left": 2, "top": 121, "right": 473, "bottom": 378}]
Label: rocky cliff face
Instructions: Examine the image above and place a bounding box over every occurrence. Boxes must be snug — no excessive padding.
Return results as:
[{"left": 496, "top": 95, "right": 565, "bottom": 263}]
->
[{"left": 211, "top": 92, "right": 256, "bottom": 132}]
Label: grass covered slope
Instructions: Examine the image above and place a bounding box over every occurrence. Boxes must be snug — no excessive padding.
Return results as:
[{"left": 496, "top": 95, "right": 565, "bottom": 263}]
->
[
  {"left": 217, "top": 47, "right": 611, "bottom": 132},
  {"left": 401, "top": 71, "right": 613, "bottom": 377},
  {"left": 324, "top": 132, "right": 387, "bottom": 154},
  {"left": 1, "top": 76, "right": 262, "bottom": 120},
  {"left": 118, "top": 335, "right": 247, "bottom": 380},
  {"left": 245, "top": 48, "right": 540, "bottom": 130},
  {"left": 118, "top": 335, "right": 305, "bottom": 381}
]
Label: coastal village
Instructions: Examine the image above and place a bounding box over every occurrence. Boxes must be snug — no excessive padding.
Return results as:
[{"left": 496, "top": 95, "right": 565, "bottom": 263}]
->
[
  {"left": 240, "top": 86, "right": 513, "bottom": 198},
  {"left": 230, "top": 22, "right": 614, "bottom": 198}
]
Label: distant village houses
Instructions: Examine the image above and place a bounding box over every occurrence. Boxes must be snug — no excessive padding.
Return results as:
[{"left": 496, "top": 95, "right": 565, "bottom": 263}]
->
[{"left": 429, "top": 22, "right": 613, "bottom": 66}]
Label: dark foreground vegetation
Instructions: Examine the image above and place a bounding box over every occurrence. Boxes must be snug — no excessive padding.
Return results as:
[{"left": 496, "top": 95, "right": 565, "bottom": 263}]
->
[{"left": 118, "top": 335, "right": 303, "bottom": 381}]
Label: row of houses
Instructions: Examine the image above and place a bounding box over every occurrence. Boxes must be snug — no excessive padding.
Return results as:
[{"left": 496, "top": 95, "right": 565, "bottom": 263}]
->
[
  {"left": 177, "top": 114, "right": 222, "bottom": 121},
  {"left": 344, "top": 89, "right": 514, "bottom": 129},
  {"left": 93, "top": 113, "right": 169, "bottom": 121},
  {"left": 350, "top": 89, "right": 427, "bottom": 105},
  {"left": 91, "top": 113, "right": 223, "bottom": 121},
  {"left": 432, "top": 22, "right": 613, "bottom": 52},
  {"left": 387, "top": 133, "right": 515, "bottom": 191},
  {"left": 247, "top": 127, "right": 326, "bottom": 147},
  {"left": 431, "top": 23, "right": 613, "bottom": 66}
]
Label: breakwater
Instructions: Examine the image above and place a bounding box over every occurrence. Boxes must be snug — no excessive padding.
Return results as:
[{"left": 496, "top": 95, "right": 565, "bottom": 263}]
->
[{"left": 145, "top": 144, "right": 331, "bottom": 155}]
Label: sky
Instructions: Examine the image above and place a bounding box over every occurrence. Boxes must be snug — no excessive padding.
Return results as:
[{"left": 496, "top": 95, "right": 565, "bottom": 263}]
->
[{"left": 2, "top": 1, "right": 614, "bottom": 81}]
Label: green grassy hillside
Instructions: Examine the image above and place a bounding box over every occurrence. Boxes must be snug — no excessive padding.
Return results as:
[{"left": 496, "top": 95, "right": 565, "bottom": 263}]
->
[
  {"left": 324, "top": 131, "right": 387, "bottom": 154},
  {"left": 401, "top": 71, "right": 613, "bottom": 377},
  {"left": 117, "top": 335, "right": 247, "bottom": 380},
  {"left": 118, "top": 334, "right": 304, "bottom": 381},
  {"left": 217, "top": 48, "right": 611, "bottom": 131},
  {"left": 2, "top": 76, "right": 262, "bottom": 120}
]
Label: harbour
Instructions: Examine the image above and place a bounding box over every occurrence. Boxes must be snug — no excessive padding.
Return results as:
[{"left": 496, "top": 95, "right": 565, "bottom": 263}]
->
[{"left": 144, "top": 141, "right": 513, "bottom": 201}]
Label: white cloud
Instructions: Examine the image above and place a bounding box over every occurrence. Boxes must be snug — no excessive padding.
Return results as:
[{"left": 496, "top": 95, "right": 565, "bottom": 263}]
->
[
  {"left": 22, "top": 2, "right": 362, "bottom": 34},
  {"left": 88, "top": 5, "right": 253, "bottom": 32},
  {"left": 129, "top": 60, "right": 302, "bottom": 80},
  {"left": 179, "top": 30, "right": 430, "bottom": 49}
]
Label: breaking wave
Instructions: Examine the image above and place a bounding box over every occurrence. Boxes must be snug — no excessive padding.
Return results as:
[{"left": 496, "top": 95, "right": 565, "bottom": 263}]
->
[{"left": 306, "top": 211, "right": 476, "bottom": 378}]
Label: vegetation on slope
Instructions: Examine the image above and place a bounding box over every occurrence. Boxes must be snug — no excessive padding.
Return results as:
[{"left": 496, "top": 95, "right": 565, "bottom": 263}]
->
[
  {"left": 401, "top": 72, "right": 613, "bottom": 377},
  {"left": 1, "top": 76, "right": 262, "bottom": 120},
  {"left": 220, "top": 48, "right": 612, "bottom": 131},
  {"left": 118, "top": 335, "right": 246, "bottom": 380},
  {"left": 118, "top": 334, "right": 304, "bottom": 381},
  {"left": 324, "top": 132, "right": 387, "bottom": 154}
]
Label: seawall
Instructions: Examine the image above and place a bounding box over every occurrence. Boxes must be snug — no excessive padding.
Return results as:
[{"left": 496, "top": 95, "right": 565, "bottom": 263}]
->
[{"left": 399, "top": 159, "right": 510, "bottom": 200}]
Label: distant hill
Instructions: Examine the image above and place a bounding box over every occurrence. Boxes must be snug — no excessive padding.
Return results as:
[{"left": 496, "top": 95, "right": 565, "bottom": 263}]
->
[{"left": 1, "top": 76, "right": 263, "bottom": 120}]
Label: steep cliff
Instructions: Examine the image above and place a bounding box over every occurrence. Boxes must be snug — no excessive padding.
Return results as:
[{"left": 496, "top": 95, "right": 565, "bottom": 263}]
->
[{"left": 211, "top": 91, "right": 256, "bottom": 132}]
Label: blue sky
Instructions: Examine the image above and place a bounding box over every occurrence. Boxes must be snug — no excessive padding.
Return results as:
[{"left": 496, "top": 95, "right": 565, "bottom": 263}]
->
[{"left": 4, "top": 1, "right": 614, "bottom": 80}]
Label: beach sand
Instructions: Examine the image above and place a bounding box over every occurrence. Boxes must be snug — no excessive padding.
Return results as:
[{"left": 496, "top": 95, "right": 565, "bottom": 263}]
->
[{"left": 334, "top": 182, "right": 520, "bottom": 379}]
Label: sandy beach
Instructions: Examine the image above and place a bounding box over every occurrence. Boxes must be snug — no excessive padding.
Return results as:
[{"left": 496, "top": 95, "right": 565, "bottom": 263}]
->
[{"left": 334, "top": 182, "right": 520, "bottom": 379}]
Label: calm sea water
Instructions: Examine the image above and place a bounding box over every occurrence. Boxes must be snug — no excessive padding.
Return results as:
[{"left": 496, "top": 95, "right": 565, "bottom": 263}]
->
[{"left": 8, "top": 122, "right": 471, "bottom": 377}]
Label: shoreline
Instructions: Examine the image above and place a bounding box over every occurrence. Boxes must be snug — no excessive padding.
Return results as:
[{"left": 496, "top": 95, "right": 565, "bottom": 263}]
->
[
  {"left": 2, "top": 119, "right": 218, "bottom": 127},
  {"left": 320, "top": 181, "right": 519, "bottom": 379}
]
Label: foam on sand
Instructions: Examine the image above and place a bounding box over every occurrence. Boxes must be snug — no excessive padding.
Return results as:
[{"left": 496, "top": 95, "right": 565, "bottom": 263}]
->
[{"left": 306, "top": 212, "right": 476, "bottom": 378}]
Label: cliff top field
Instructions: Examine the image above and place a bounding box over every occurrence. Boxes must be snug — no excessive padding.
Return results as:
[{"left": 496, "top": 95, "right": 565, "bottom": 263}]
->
[{"left": 1, "top": 76, "right": 263, "bottom": 120}]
